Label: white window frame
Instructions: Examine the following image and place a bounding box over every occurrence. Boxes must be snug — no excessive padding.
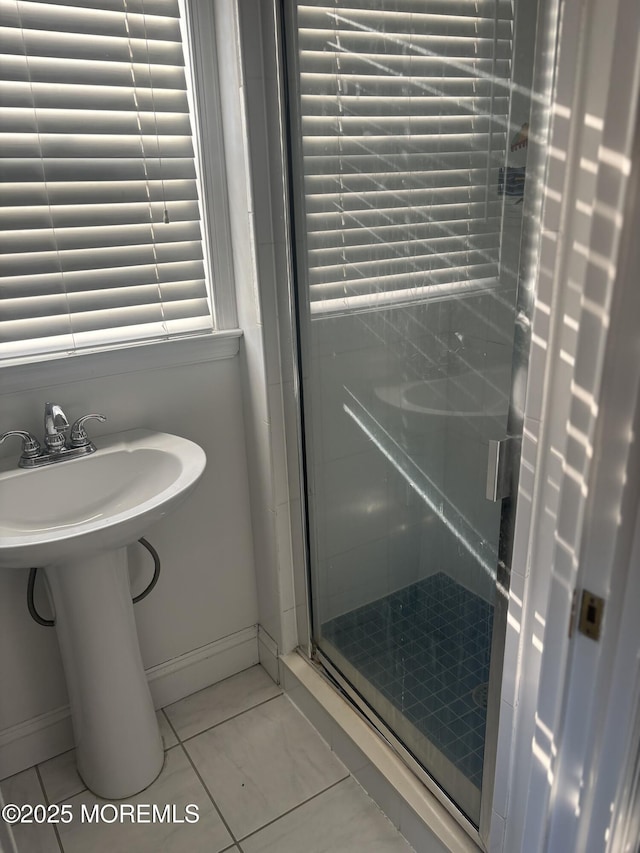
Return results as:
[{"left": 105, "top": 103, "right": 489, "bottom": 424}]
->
[
  {"left": 1, "top": 0, "right": 240, "bottom": 393},
  {"left": 183, "top": 0, "right": 237, "bottom": 331}
]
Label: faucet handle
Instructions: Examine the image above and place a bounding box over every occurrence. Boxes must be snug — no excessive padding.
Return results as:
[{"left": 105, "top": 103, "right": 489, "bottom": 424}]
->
[
  {"left": 69, "top": 414, "right": 107, "bottom": 448},
  {"left": 0, "top": 430, "right": 42, "bottom": 463}
]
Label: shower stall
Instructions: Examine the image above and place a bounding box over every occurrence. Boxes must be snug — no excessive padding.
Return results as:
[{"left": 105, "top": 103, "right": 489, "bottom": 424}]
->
[{"left": 282, "top": 0, "right": 547, "bottom": 840}]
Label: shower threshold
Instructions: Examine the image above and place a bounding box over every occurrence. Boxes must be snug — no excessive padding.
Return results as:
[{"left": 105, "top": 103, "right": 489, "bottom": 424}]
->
[
  {"left": 282, "top": 650, "right": 483, "bottom": 851},
  {"left": 317, "top": 572, "right": 494, "bottom": 825}
]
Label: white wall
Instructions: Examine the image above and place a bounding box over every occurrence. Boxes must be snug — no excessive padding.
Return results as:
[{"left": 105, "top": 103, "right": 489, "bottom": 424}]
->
[
  {"left": 0, "top": 349, "right": 258, "bottom": 776},
  {"left": 492, "top": 0, "right": 640, "bottom": 846},
  {"left": 308, "top": 303, "right": 448, "bottom": 622},
  {"left": 215, "top": 0, "right": 301, "bottom": 672}
]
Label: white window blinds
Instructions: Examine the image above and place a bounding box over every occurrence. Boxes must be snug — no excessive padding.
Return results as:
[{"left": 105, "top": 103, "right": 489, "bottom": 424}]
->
[
  {"left": 294, "top": 0, "right": 513, "bottom": 312},
  {"left": 0, "top": 0, "right": 214, "bottom": 363}
]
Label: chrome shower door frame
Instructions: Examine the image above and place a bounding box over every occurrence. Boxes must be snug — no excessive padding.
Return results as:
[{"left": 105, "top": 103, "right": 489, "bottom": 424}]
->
[{"left": 278, "top": 0, "right": 552, "bottom": 845}]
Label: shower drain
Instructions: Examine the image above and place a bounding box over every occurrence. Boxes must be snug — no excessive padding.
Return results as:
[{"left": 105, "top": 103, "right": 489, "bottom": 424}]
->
[{"left": 472, "top": 682, "right": 489, "bottom": 709}]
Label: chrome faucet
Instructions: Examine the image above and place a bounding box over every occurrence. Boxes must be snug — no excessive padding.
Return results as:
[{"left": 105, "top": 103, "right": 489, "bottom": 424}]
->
[
  {"left": 0, "top": 404, "right": 107, "bottom": 468},
  {"left": 44, "top": 402, "right": 70, "bottom": 452}
]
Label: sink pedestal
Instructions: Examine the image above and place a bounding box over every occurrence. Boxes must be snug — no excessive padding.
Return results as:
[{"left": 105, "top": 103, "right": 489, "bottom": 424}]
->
[
  {"left": 45, "top": 547, "right": 163, "bottom": 799},
  {"left": 0, "top": 429, "right": 206, "bottom": 796}
]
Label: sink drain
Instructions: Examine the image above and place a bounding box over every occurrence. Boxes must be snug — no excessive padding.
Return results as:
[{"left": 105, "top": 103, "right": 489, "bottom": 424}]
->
[{"left": 472, "top": 682, "right": 489, "bottom": 709}]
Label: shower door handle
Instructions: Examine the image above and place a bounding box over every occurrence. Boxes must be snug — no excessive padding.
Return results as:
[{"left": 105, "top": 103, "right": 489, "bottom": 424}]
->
[{"left": 486, "top": 437, "right": 516, "bottom": 501}]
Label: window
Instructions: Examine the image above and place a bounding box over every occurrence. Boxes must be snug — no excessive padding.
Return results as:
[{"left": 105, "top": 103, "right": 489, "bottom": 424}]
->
[
  {"left": 290, "top": 0, "right": 514, "bottom": 313},
  {"left": 0, "top": 0, "right": 228, "bottom": 364}
]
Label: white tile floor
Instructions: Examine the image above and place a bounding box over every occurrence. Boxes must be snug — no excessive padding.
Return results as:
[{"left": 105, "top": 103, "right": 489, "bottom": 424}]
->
[{"left": 1, "top": 666, "right": 415, "bottom": 853}]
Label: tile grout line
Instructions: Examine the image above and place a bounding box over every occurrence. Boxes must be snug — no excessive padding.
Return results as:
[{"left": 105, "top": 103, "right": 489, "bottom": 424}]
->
[
  {"left": 35, "top": 764, "right": 65, "bottom": 853},
  {"left": 160, "top": 707, "right": 178, "bottom": 744},
  {"left": 19, "top": 672, "right": 283, "bottom": 852},
  {"left": 235, "top": 773, "right": 351, "bottom": 845},
  {"left": 178, "top": 741, "right": 241, "bottom": 851},
  {"left": 169, "top": 691, "right": 284, "bottom": 746},
  {"left": 7, "top": 683, "right": 280, "bottom": 802},
  {"left": 50, "top": 785, "right": 88, "bottom": 807},
  {"left": 44, "top": 753, "right": 87, "bottom": 806},
  {"left": 34, "top": 764, "right": 51, "bottom": 807},
  {"left": 52, "top": 823, "right": 65, "bottom": 853},
  {"left": 162, "top": 662, "right": 278, "bottom": 717}
]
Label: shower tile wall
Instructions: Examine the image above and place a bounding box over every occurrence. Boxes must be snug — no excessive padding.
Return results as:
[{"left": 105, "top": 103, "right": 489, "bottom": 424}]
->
[{"left": 310, "top": 301, "right": 448, "bottom": 622}]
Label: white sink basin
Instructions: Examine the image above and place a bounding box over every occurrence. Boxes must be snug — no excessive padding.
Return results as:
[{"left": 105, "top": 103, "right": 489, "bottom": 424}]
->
[
  {"left": 0, "top": 427, "right": 206, "bottom": 799},
  {"left": 0, "top": 428, "right": 206, "bottom": 568}
]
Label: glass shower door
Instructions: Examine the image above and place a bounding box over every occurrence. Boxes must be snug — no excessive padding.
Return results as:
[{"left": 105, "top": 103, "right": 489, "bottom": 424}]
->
[{"left": 284, "top": 0, "right": 541, "bottom": 833}]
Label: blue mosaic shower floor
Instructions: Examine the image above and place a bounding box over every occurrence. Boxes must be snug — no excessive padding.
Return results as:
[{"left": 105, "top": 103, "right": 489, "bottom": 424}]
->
[{"left": 322, "top": 572, "right": 494, "bottom": 789}]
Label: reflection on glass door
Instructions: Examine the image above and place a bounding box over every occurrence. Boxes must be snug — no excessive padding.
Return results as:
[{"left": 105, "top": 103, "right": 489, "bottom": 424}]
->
[{"left": 284, "top": 0, "right": 545, "bottom": 833}]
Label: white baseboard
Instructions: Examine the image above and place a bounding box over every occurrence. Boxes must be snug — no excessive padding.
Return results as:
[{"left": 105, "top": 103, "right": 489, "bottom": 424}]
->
[
  {"left": 0, "top": 707, "right": 75, "bottom": 783},
  {"left": 147, "top": 625, "right": 259, "bottom": 708},
  {"left": 0, "top": 625, "right": 258, "bottom": 780}
]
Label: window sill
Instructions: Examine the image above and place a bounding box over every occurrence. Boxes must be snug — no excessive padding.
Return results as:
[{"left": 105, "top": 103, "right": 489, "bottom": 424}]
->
[{"left": 0, "top": 331, "right": 243, "bottom": 395}]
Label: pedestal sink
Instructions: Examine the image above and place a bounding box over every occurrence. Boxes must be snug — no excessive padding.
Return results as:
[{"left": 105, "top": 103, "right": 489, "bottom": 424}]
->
[{"left": 0, "top": 429, "right": 206, "bottom": 798}]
